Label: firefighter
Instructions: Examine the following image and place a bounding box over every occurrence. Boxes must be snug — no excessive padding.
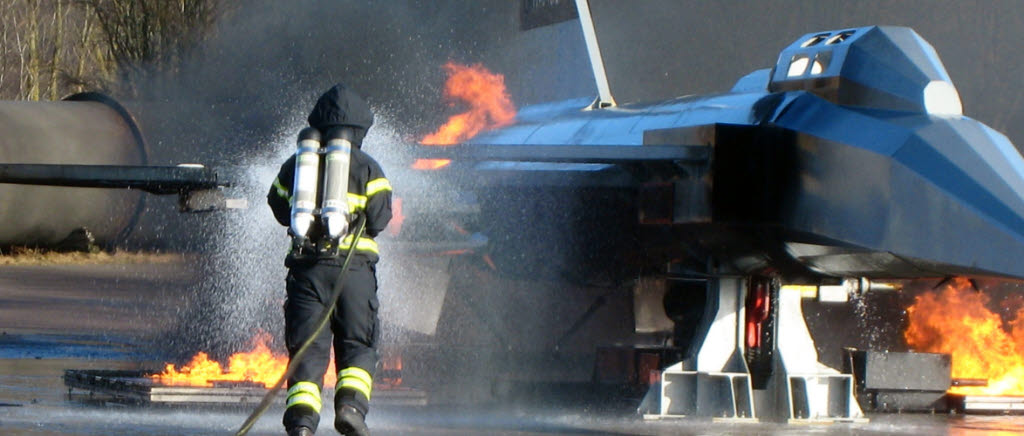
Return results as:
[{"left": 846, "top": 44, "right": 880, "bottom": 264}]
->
[{"left": 267, "top": 83, "right": 392, "bottom": 436}]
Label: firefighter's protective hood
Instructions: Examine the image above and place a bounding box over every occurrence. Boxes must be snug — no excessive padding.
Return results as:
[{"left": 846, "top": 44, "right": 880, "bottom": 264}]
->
[{"left": 307, "top": 83, "right": 374, "bottom": 146}]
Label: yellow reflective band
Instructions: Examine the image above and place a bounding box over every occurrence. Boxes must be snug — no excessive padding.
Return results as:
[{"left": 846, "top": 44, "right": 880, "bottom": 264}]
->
[
  {"left": 782, "top": 285, "right": 819, "bottom": 299},
  {"left": 287, "top": 381, "right": 321, "bottom": 396},
  {"left": 366, "top": 178, "right": 392, "bottom": 196},
  {"left": 285, "top": 381, "right": 322, "bottom": 412},
  {"left": 273, "top": 177, "right": 291, "bottom": 201},
  {"left": 339, "top": 367, "right": 373, "bottom": 386},
  {"left": 347, "top": 193, "right": 368, "bottom": 213},
  {"left": 337, "top": 367, "right": 373, "bottom": 400},
  {"left": 338, "top": 235, "right": 378, "bottom": 255},
  {"left": 286, "top": 393, "right": 322, "bottom": 413}
]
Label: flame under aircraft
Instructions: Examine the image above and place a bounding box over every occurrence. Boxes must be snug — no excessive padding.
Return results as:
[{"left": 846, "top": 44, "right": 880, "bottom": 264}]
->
[{"left": 409, "top": 23, "right": 1024, "bottom": 422}]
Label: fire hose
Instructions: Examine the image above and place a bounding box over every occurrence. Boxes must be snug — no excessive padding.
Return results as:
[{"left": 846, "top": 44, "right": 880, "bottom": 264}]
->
[{"left": 235, "top": 213, "right": 367, "bottom": 436}]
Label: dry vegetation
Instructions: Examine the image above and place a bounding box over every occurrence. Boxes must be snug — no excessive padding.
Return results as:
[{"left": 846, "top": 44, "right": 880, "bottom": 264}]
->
[
  {"left": 0, "top": 246, "right": 186, "bottom": 265},
  {"left": 0, "top": 0, "right": 228, "bottom": 100}
]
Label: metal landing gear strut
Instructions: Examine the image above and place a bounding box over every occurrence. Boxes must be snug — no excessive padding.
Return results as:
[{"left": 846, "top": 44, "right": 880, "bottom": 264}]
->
[{"left": 649, "top": 276, "right": 869, "bottom": 423}]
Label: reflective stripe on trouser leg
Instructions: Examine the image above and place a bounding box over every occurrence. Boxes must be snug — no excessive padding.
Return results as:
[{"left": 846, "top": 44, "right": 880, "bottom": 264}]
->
[
  {"left": 337, "top": 367, "right": 373, "bottom": 400},
  {"left": 286, "top": 381, "right": 322, "bottom": 413}
]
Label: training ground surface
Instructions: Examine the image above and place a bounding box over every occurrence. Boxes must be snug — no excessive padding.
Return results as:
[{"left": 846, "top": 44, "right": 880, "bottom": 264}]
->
[{"left": 2, "top": 262, "right": 1024, "bottom": 435}]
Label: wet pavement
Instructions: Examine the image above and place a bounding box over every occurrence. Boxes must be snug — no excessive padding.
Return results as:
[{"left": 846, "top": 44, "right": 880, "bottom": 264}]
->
[
  {"left": 4, "top": 361, "right": 1024, "bottom": 436},
  {"left": 4, "top": 262, "right": 1024, "bottom": 435}
]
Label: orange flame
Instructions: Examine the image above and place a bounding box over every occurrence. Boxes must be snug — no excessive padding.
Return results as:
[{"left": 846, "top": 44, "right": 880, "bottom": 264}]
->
[
  {"left": 904, "top": 278, "right": 1024, "bottom": 395},
  {"left": 150, "top": 331, "right": 338, "bottom": 388},
  {"left": 411, "top": 158, "right": 452, "bottom": 170},
  {"left": 421, "top": 62, "right": 516, "bottom": 145},
  {"left": 386, "top": 196, "right": 405, "bottom": 236},
  {"left": 378, "top": 349, "right": 404, "bottom": 388}
]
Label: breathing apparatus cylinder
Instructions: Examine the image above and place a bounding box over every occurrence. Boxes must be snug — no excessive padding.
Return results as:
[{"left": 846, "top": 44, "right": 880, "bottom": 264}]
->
[
  {"left": 321, "top": 126, "right": 354, "bottom": 239},
  {"left": 290, "top": 127, "right": 321, "bottom": 240}
]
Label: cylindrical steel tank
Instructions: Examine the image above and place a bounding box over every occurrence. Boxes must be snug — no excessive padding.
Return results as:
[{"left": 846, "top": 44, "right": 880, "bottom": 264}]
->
[{"left": 0, "top": 93, "right": 148, "bottom": 247}]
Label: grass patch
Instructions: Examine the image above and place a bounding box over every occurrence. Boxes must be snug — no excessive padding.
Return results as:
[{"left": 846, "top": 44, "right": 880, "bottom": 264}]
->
[{"left": 0, "top": 247, "right": 185, "bottom": 266}]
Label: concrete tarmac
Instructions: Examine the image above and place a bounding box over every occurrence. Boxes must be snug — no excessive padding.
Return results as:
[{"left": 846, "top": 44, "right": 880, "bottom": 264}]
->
[{"left": 3, "top": 261, "right": 1024, "bottom": 435}]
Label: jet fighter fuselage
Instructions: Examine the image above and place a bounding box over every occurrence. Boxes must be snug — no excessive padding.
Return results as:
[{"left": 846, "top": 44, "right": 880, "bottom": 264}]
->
[{"left": 414, "top": 26, "right": 1024, "bottom": 284}]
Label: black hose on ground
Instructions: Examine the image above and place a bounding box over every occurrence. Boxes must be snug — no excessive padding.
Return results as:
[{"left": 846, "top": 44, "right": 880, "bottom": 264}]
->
[{"left": 235, "top": 214, "right": 367, "bottom": 436}]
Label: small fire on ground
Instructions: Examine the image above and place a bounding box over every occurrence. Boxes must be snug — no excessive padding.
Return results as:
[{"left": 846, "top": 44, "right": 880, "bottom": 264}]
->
[
  {"left": 150, "top": 332, "right": 326, "bottom": 388},
  {"left": 905, "top": 277, "right": 1024, "bottom": 395},
  {"left": 150, "top": 331, "right": 403, "bottom": 389}
]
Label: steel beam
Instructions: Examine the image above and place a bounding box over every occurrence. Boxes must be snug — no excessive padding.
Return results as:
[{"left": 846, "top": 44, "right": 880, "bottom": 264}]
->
[{"left": 0, "top": 164, "right": 224, "bottom": 195}]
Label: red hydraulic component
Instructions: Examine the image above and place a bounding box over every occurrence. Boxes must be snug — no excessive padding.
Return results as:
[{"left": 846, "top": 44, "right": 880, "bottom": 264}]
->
[
  {"left": 745, "top": 279, "right": 771, "bottom": 350},
  {"left": 377, "top": 348, "right": 403, "bottom": 389}
]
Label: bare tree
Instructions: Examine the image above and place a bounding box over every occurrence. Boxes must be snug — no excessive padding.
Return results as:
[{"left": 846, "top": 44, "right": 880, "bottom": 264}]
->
[
  {"left": 67, "top": 10, "right": 102, "bottom": 93},
  {"left": 0, "top": 0, "right": 103, "bottom": 100},
  {"left": 78, "top": 0, "right": 224, "bottom": 96},
  {"left": 0, "top": 0, "right": 225, "bottom": 101},
  {"left": 0, "top": 2, "right": 9, "bottom": 94},
  {"left": 24, "top": 0, "right": 40, "bottom": 100},
  {"left": 48, "top": 0, "right": 66, "bottom": 100},
  {"left": 11, "top": 7, "right": 28, "bottom": 99}
]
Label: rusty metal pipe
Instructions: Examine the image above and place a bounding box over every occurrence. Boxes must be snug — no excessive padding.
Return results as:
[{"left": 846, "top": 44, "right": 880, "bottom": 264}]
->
[{"left": 951, "top": 378, "right": 989, "bottom": 387}]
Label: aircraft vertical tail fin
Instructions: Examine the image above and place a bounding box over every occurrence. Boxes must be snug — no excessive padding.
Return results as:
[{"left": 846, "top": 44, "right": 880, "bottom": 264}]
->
[{"left": 574, "top": 0, "right": 617, "bottom": 108}]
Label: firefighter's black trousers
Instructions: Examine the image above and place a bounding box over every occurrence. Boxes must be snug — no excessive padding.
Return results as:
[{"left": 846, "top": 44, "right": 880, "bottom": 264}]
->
[{"left": 282, "top": 258, "right": 379, "bottom": 432}]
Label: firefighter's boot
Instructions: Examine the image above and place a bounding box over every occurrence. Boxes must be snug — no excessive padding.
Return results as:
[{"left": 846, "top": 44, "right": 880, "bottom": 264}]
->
[
  {"left": 335, "top": 405, "right": 369, "bottom": 436},
  {"left": 286, "top": 426, "right": 314, "bottom": 436}
]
